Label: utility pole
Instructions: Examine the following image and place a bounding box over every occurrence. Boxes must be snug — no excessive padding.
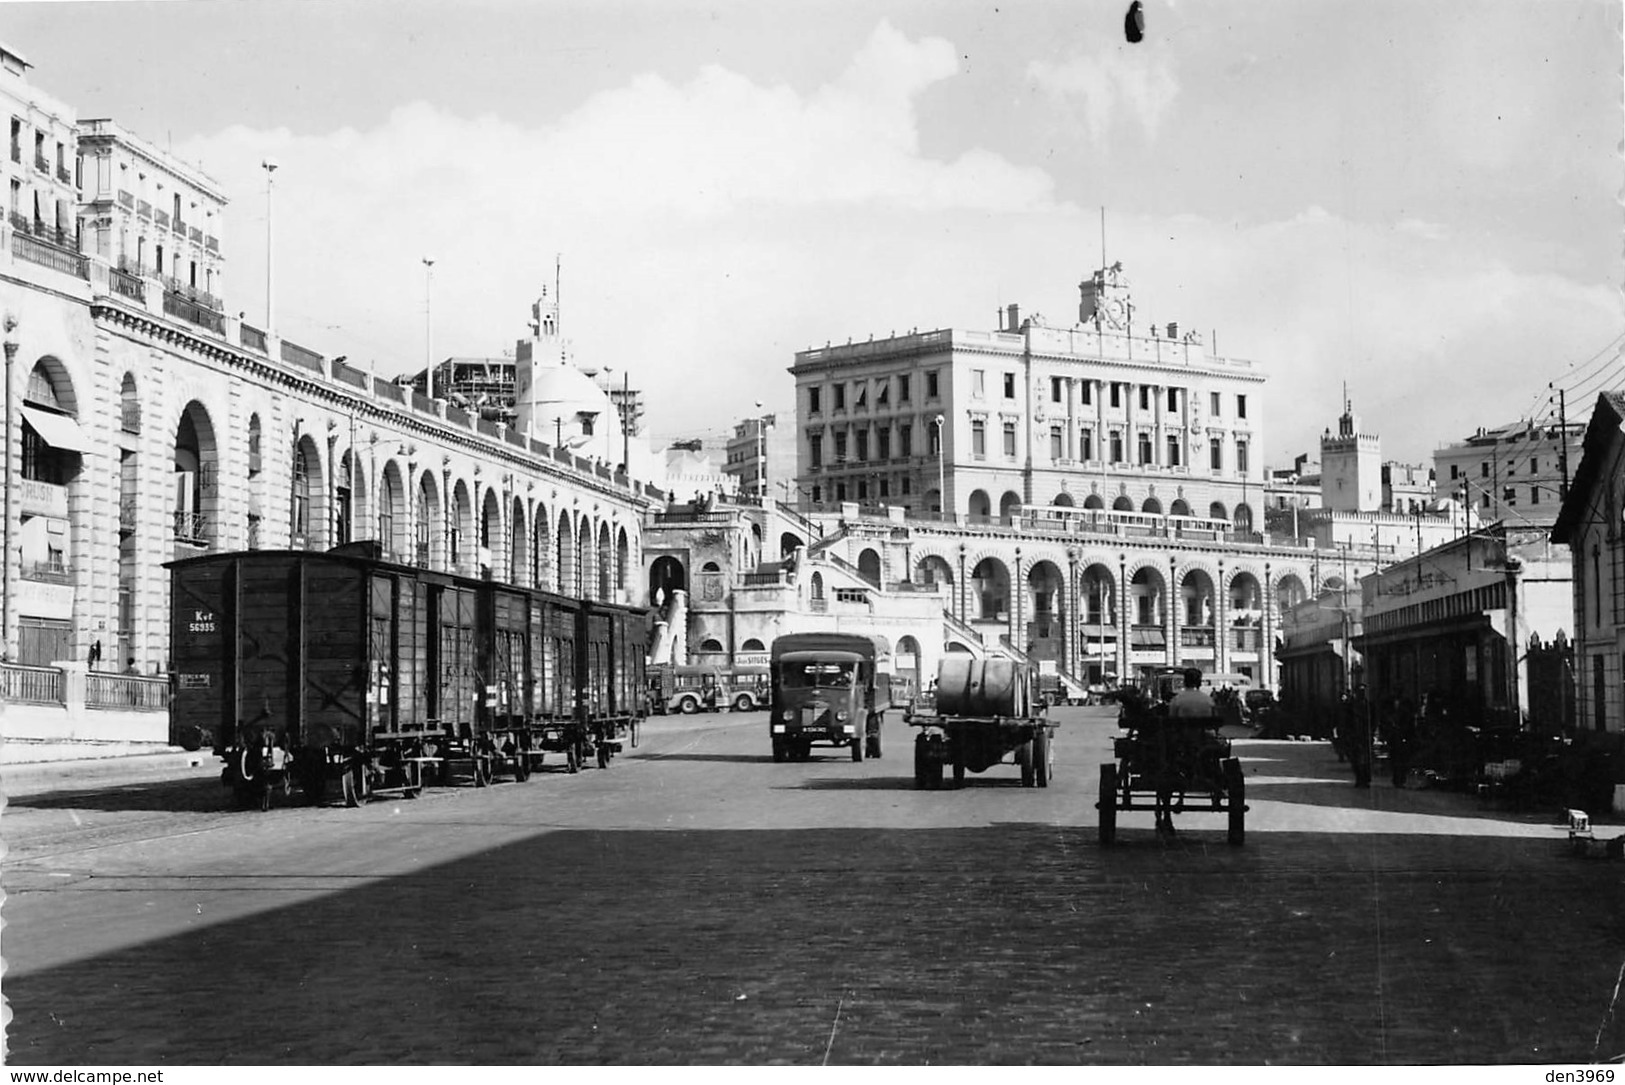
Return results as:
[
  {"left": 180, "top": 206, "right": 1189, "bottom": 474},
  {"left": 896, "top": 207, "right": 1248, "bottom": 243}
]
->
[
  {"left": 422, "top": 258, "right": 435, "bottom": 399},
  {"left": 261, "top": 160, "right": 278, "bottom": 333},
  {"left": 1558, "top": 387, "right": 1570, "bottom": 502}
]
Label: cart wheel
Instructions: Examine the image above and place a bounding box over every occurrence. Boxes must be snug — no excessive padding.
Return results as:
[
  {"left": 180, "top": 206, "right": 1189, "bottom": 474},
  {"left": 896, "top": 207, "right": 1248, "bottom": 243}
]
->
[
  {"left": 1034, "top": 729, "right": 1052, "bottom": 788},
  {"left": 342, "top": 764, "right": 365, "bottom": 808},
  {"left": 1018, "top": 739, "right": 1035, "bottom": 787},
  {"left": 515, "top": 751, "right": 532, "bottom": 782},
  {"left": 473, "top": 757, "right": 492, "bottom": 788},
  {"left": 913, "top": 734, "right": 929, "bottom": 789},
  {"left": 1225, "top": 758, "right": 1246, "bottom": 846},
  {"left": 1098, "top": 763, "right": 1118, "bottom": 846},
  {"left": 951, "top": 757, "right": 966, "bottom": 789},
  {"left": 851, "top": 734, "right": 865, "bottom": 762}
]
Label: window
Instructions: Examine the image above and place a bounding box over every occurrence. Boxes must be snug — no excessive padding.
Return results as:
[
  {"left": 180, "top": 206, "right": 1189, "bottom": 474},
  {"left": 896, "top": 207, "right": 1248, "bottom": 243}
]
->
[
  {"left": 833, "top": 384, "right": 846, "bottom": 410},
  {"left": 1110, "top": 382, "right": 1122, "bottom": 408},
  {"left": 1138, "top": 432, "right": 1152, "bottom": 465},
  {"left": 834, "top": 432, "right": 848, "bottom": 462},
  {"left": 1481, "top": 462, "right": 1489, "bottom": 478},
  {"left": 877, "top": 426, "right": 890, "bottom": 459},
  {"left": 1139, "top": 386, "right": 1150, "bottom": 411},
  {"left": 1003, "top": 373, "right": 1016, "bottom": 399},
  {"left": 1167, "top": 388, "right": 1179, "bottom": 412},
  {"left": 1507, "top": 461, "right": 1516, "bottom": 476},
  {"left": 1003, "top": 422, "right": 1017, "bottom": 458},
  {"left": 1503, "top": 487, "right": 1516, "bottom": 505},
  {"left": 855, "top": 430, "right": 869, "bottom": 462},
  {"left": 812, "top": 485, "right": 822, "bottom": 503},
  {"left": 900, "top": 424, "right": 913, "bottom": 456},
  {"left": 972, "top": 420, "right": 986, "bottom": 457},
  {"left": 928, "top": 422, "right": 940, "bottom": 455},
  {"left": 1166, "top": 435, "right": 1181, "bottom": 466},
  {"left": 898, "top": 374, "right": 911, "bottom": 402},
  {"left": 857, "top": 480, "right": 868, "bottom": 500},
  {"left": 1050, "top": 425, "right": 1063, "bottom": 461},
  {"left": 902, "top": 478, "right": 911, "bottom": 495},
  {"left": 876, "top": 382, "right": 889, "bottom": 407},
  {"left": 1051, "top": 377, "right": 1063, "bottom": 403},
  {"left": 973, "top": 370, "right": 986, "bottom": 398},
  {"left": 1210, "top": 392, "right": 1221, "bottom": 415},
  {"left": 855, "top": 384, "right": 868, "bottom": 409},
  {"left": 1530, "top": 456, "right": 1539, "bottom": 473},
  {"left": 1531, "top": 487, "right": 1540, "bottom": 506},
  {"left": 9, "top": 118, "right": 19, "bottom": 163},
  {"left": 836, "top": 482, "right": 847, "bottom": 501},
  {"left": 1081, "top": 427, "right": 1094, "bottom": 461},
  {"left": 879, "top": 479, "right": 890, "bottom": 497},
  {"left": 1236, "top": 395, "right": 1248, "bottom": 419},
  {"left": 810, "top": 435, "right": 823, "bottom": 468},
  {"left": 1210, "top": 438, "right": 1223, "bottom": 470},
  {"left": 1081, "top": 381, "right": 1092, "bottom": 405},
  {"left": 1450, "top": 464, "right": 1459, "bottom": 479},
  {"left": 809, "top": 386, "right": 821, "bottom": 413},
  {"left": 1110, "top": 430, "right": 1124, "bottom": 463},
  {"left": 927, "top": 370, "right": 939, "bottom": 398},
  {"left": 1237, "top": 440, "right": 1249, "bottom": 474}
]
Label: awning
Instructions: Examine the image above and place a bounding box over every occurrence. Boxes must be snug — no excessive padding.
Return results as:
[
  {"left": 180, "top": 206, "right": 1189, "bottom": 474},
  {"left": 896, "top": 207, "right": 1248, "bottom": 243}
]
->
[{"left": 20, "top": 406, "right": 88, "bottom": 453}]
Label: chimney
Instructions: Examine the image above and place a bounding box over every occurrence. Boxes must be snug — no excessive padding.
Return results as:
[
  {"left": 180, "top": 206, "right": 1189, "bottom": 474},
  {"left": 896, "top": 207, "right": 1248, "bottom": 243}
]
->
[
  {"left": 1167, "top": 322, "right": 1178, "bottom": 339},
  {"left": 1006, "top": 303, "right": 1020, "bottom": 332}
]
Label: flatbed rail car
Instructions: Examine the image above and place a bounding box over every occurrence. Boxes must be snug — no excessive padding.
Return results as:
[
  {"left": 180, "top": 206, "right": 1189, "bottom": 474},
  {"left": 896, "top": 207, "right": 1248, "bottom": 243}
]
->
[
  {"left": 1096, "top": 695, "right": 1246, "bottom": 845},
  {"left": 168, "top": 546, "right": 648, "bottom": 808},
  {"left": 906, "top": 658, "right": 1056, "bottom": 790}
]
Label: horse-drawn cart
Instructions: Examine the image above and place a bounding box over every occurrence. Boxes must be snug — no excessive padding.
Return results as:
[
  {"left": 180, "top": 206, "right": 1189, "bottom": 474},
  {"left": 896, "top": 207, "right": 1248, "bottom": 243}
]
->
[{"left": 1097, "top": 700, "right": 1246, "bottom": 845}]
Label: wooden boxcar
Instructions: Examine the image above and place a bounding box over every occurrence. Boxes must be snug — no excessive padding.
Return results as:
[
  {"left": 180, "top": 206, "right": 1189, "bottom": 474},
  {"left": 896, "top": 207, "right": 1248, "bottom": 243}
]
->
[{"left": 169, "top": 546, "right": 648, "bottom": 808}]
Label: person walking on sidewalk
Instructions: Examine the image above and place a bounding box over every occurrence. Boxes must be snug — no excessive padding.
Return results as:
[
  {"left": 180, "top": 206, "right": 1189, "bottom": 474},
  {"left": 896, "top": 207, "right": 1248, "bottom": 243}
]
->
[{"left": 1343, "top": 687, "right": 1373, "bottom": 788}]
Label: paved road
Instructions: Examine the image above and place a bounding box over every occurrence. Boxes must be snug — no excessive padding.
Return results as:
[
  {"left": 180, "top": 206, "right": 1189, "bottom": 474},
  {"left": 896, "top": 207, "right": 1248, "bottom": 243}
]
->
[{"left": 4, "top": 706, "right": 1622, "bottom": 1065}]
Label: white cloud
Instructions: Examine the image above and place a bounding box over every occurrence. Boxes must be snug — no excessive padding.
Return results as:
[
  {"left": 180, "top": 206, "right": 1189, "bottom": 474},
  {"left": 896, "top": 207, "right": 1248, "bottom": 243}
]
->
[{"left": 1026, "top": 47, "right": 1180, "bottom": 147}]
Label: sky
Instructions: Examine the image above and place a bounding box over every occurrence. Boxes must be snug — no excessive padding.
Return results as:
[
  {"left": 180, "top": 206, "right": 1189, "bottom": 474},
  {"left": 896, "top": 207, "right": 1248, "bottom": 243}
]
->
[{"left": 8, "top": 0, "right": 1622, "bottom": 462}]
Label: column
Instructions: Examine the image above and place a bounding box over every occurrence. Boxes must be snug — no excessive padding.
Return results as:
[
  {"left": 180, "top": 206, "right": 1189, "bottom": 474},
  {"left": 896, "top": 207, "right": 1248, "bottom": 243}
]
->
[
  {"left": 1165, "top": 555, "right": 1180, "bottom": 667},
  {"left": 1117, "top": 555, "right": 1131, "bottom": 682},
  {"left": 1263, "top": 563, "right": 1275, "bottom": 691},
  {"left": 1066, "top": 378, "right": 1078, "bottom": 461},
  {"left": 1010, "top": 548, "right": 1023, "bottom": 652},
  {"left": 1216, "top": 561, "right": 1230, "bottom": 674}
]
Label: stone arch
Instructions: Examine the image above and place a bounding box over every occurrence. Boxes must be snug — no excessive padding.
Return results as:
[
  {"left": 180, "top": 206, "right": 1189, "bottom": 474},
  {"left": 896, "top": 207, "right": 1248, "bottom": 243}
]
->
[
  {"left": 1209, "top": 500, "right": 1228, "bottom": 521},
  {"left": 1052, "top": 491, "right": 1076, "bottom": 507},
  {"left": 780, "top": 531, "right": 805, "bottom": 558},
  {"left": 1084, "top": 493, "right": 1105, "bottom": 510},
  {"left": 810, "top": 571, "right": 825, "bottom": 600},
  {"left": 968, "top": 489, "right": 992, "bottom": 522},
  {"left": 478, "top": 487, "right": 502, "bottom": 577},
  {"left": 1026, "top": 559, "right": 1067, "bottom": 649},
  {"left": 532, "top": 502, "right": 553, "bottom": 590},
  {"left": 649, "top": 554, "right": 685, "bottom": 607},
  {"left": 120, "top": 371, "right": 141, "bottom": 434},
  {"left": 924, "top": 487, "right": 942, "bottom": 514},
  {"left": 698, "top": 637, "right": 724, "bottom": 653},
  {"left": 1112, "top": 494, "right": 1134, "bottom": 511},
  {"left": 970, "top": 555, "right": 1010, "bottom": 620},
  {"left": 1142, "top": 496, "right": 1163, "bottom": 515},
  {"left": 380, "top": 460, "right": 408, "bottom": 562},
  {"left": 556, "top": 510, "right": 575, "bottom": 595},
  {"left": 509, "top": 496, "right": 529, "bottom": 586},
  {"left": 417, "top": 470, "right": 443, "bottom": 568},
  {"left": 999, "top": 490, "right": 1023, "bottom": 523},
  {"left": 598, "top": 521, "right": 614, "bottom": 600},
  {"left": 1276, "top": 572, "right": 1308, "bottom": 609},
  {"left": 1170, "top": 498, "right": 1191, "bottom": 516},
  {"left": 1234, "top": 503, "right": 1254, "bottom": 534},
  {"left": 915, "top": 553, "right": 954, "bottom": 590},
  {"left": 1080, "top": 562, "right": 1117, "bottom": 625},
  {"left": 857, "top": 547, "right": 882, "bottom": 586},
  {"left": 451, "top": 479, "right": 475, "bottom": 572},
  {"left": 291, "top": 430, "right": 324, "bottom": 549},
  {"left": 575, "top": 513, "right": 593, "bottom": 599},
  {"left": 332, "top": 446, "right": 364, "bottom": 547},
  {"left": 1228, "top": 570, "right": 1264, "bottom": 624},
  {"left": 617, "top": 526, "right": 632, "bottom": 599},
  {"left": 741, "top": 637, "right": 766, "bottom": 652},
  {"left": 1180, "top": 566, "right": 1217, "bottom": 627},
  {"left": 1128, "top": 563, "right": 1169, "bottom": 628}
]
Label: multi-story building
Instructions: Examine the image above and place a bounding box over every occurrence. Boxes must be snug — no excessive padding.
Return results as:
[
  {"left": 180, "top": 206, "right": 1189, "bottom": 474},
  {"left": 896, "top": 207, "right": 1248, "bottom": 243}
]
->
[
  {"left": 0, "top": 50, "right": 662, "bottom": 749},
  {"left": 2, "top": 41, "right": 78, "bottom": 258},
  {"left": 1435, "top": 418, "right": 1583, "bottom": 528},
  {"left": 722, "top": 413, "right": 798, "bottom": 500},
  {"left": 789, "top": 263, "right": 1267, "bottom": 533}
]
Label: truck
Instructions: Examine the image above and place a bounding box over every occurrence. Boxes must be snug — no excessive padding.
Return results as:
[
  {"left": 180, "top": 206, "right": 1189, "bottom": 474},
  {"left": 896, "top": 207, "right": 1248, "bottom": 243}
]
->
[
  {"left": 768, "top": 633, "right": 888, "bottom": 762},
  {"left": 906, "top": 657, "right": 1057, "bottom": 789}
]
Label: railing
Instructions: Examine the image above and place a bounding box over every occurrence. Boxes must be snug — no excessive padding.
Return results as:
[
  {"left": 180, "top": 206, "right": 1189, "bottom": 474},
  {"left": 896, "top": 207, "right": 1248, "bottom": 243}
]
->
[
  {"left": 34, "top": 152, "right": 48, "bottom": 173},
  {"left": 87, "top": 672, "right": 169, "bottom": 711},
  {"left": 205, "top": 235, "right": 219, "bottom": 253},
  {"left": 117, "top": 189, "right": 134, "bottom": 210},
  {"left": 11, "top": 231, "right": 88, "bottom": 279},
  {"left": 111, "top": 267, "right": 145, "bottom": 302},
  {"left": 137, "top": 200, "right": 152, "bottom": 219},
  {"left": 21, "top": 560, "right": 72, "bottom": 584},
  {"left": 1179, "top": 627, "right": 1216, "bottom": 648},
  {"left": 162, "top": 290, "right": 224, "bottom": 333},
  {"left": 155, "top": 209, "right": 170, "bottom": 228},
  {"left": 281, "top": 340, "right": 323, "bottom": 371},
  {"left": 172, "top": 216, "right": 186, "bottom": 235},
  {"left": 57, "top": 164, "right": 71, "bottom": 184},
  {"left": 189, "top": 227, "right": 202, "bottom": 245},
  {"left": 165, "top": 278, "right": 222, "bottom": 311},
  {"left": 173, "top": 510, "right": 210, "bottom": 543},
  {"left": 1232, "top": 628, "right": 1262, "bottom": 651},
  {"left": 240, "top": 324, "right": 268, "bottom": 353},
  {"left": 0, "top": 663, "right": 63, "bottom": 705}
]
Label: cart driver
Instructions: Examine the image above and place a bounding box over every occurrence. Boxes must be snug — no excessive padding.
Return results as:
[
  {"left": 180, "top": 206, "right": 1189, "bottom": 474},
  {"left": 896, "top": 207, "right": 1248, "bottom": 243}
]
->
[{"left": 1155, "top": 668, "right": 1213, "bottom": 835}]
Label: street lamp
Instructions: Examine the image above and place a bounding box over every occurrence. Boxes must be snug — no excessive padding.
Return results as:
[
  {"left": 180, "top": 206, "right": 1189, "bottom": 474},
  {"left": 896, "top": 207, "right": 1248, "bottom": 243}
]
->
[
  {"left": 260, "top": 159, "right": 278, "bottom": 333},
  {"left": 422, "top": 258, "right": 435, "bottom": 399},
  {"left": 933, "top": 413, "right": 946, "bottom": 519},
  {"left": 1288, "top": 473, "right": 1300, "bottom": 544}
]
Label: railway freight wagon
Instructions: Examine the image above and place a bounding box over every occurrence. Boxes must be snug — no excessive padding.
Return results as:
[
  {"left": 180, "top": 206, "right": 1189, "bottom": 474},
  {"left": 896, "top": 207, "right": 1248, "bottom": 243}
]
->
[{"left": 169, "top": 546, "right": 650, "bottom": 808}]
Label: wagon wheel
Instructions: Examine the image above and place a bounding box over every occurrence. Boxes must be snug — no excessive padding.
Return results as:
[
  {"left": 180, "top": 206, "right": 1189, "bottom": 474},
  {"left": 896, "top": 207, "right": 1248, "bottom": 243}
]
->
[
  {"left": 1098, "top": 763, "right": 1118, "bottom": 846},
  {"left": 342, "top": 764, "right": 365, "bottom": 808},
  {"left": 515, "top": 749, "right": 532, "bottom": 782},
  {"left": 1017, "top": 739, "right": 1035, "bottom": 787},
  {"left": 473, "top": 756, "right": 492, "bottom": 788},
  {"left": 913, "top": 734, "right": 929, "bottom": 789},
  {"left": 851, "top": 733, "right": 865, "bottom": 762},
  {"left": 773, "top": 736, "right": 788, "bottom": 764},
  {"left": 1034, "top": 729, "right": 1052, "bottom": 789},
  {"left": 1225, "top": 757, "right": 1246, "bottom": 847}
]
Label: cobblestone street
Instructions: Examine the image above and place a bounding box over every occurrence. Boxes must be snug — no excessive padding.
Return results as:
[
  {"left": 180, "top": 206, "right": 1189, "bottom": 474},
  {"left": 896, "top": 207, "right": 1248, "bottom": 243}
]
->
[{"left": 5, "top": 707, "right": 1624, "bottom": 1065}]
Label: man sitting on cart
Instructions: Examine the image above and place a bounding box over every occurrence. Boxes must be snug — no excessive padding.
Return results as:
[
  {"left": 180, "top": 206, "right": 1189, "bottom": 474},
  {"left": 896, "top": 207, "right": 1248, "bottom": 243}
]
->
[{"left": 1155, "top": 668, "right": 1215, "bottom": 834}]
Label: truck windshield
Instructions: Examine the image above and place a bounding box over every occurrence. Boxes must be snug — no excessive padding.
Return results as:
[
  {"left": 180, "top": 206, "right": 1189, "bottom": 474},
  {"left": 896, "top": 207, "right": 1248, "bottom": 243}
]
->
[{"left": 782, "top": 663, "right": 855, "bottom": 689}]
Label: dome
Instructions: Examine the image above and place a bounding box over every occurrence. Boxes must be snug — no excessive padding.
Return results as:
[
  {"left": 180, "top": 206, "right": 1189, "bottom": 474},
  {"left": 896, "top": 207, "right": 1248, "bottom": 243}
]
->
[{"left": 516, "top": 356, "right": 623, "bottom": 461}]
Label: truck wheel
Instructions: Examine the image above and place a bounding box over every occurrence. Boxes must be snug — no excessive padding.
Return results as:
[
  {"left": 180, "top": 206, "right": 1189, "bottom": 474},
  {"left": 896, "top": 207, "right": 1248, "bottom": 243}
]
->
[
  {"left": 913, "top": 734, "right": 928, "bottom": 788},
  {"left": 851, "top": 735, "right": 865, "bottom": 762},
  {"left": 1034, "top": 730, "right": 1052, "bottom": 788},
  {"left": 1018, "top": 739, "right": 1035, "bottom": 787},
  {"left": 773, "top": 736, "right": 787, "bottom": 763},
  {"left": 733, "top": 694, "right": 754, "bottom": 712},
  {"left": 951, "top": 757, "right": 966, "bottom": 789},
  {"left": 866, "top": 716, "right": 882, "bottom": 760},
  {"left": 474, "top": 756, "right": 492, "bottom": 788},
  {"left": 1098, "top": 763, "right": 1118, "bottom": 846},
  {"left": 679, "top": 696, "right": 699, "bottom": 715},
  {"left": 1225, "top": 758, "right": 1246, "bottom": 846},
  {"left": 342, "top": 764, "right": 365, "bottom": 808}
]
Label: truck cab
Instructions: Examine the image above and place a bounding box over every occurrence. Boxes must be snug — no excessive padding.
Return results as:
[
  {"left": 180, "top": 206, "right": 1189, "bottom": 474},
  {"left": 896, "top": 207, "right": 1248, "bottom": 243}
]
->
[{"left": 768, "top": 633, "right": 887, "bottom": 763}]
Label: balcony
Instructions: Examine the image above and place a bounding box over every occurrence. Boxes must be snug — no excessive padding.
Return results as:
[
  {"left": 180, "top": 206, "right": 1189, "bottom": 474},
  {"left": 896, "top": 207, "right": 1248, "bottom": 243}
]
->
[
  {"left": 155, "top": 209, "right": 170, "bottom": 228},
  {"left": 117, "top": 189, "right": 134, "bottom": 210},
  {"left": 241, "top": 324, "right": 268, "bottom": 353},
  {"left": 173, "top": 510, "right": 210, "bottom": 544},
  {"left": 205, "top": 235, "right": 219, "bottom": 253},
  {"left": 10, "top": 226, "right": 87, "bottom": 279},
  {"left": 34, "top": 152, "right": 48, "bottom": 173},
  {"left": 57, "top": 164, "right": 71, "bottom": 184},
  {"left": 162, "top": 290, "right": 225, "bottom": 334},
  {"left": 137, "top": 200, "right": 152, "bottom": 220},
  {"left": 173, "top": 216, "right": 186, "bottom": 236},
  {"left": 21, "top": 558, "right": 71, "bottom": 584},
  {"left": 110, "top": 267, "right": 145, "bottom": 303},
  {"left": 1179, "top": 627, "right": 1216, "bottom": 648}
]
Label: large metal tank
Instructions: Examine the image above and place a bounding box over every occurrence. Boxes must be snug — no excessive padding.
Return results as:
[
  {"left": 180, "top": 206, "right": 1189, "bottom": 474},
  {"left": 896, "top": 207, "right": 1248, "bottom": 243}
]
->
[{"left": 935, "top": 656, "right": 1033, "bottom": 717}]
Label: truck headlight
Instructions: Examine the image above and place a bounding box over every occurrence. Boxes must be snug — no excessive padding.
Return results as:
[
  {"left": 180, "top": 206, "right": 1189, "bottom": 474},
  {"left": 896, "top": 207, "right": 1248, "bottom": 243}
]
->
[
  {"left": 781, "top": 710, "right": 794, "bottom": 722},
  {"left": 835, "top": 710, "right": 849, "bottom": 722}
]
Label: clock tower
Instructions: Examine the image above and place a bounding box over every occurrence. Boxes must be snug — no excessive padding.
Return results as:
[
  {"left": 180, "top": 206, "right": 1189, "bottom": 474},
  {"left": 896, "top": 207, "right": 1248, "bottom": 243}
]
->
[{"left": 1079, "top": 262, "right": 1133, "bottom": 331}]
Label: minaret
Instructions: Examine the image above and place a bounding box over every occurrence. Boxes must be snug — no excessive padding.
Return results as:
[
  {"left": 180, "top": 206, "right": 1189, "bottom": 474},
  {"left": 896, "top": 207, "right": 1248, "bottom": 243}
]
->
[
  {"left": 513, "top": 282, "right": 564, "bottom": 439},
  {"left": 1320, "top": 388, "right": 1382, "bottom": 512}
]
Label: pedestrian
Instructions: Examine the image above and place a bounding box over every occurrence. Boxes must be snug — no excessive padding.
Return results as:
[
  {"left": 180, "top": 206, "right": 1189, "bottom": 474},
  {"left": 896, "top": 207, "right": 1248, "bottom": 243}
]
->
[
  {"left": 1387, "top": 696, "right": 1415, "bottom": 788},
  {"left": 87, "top": 639, "right": 102, "bottom": 670},
  {"left": 1344, "top": 688, "right": 1373, "bottom": 788}
]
